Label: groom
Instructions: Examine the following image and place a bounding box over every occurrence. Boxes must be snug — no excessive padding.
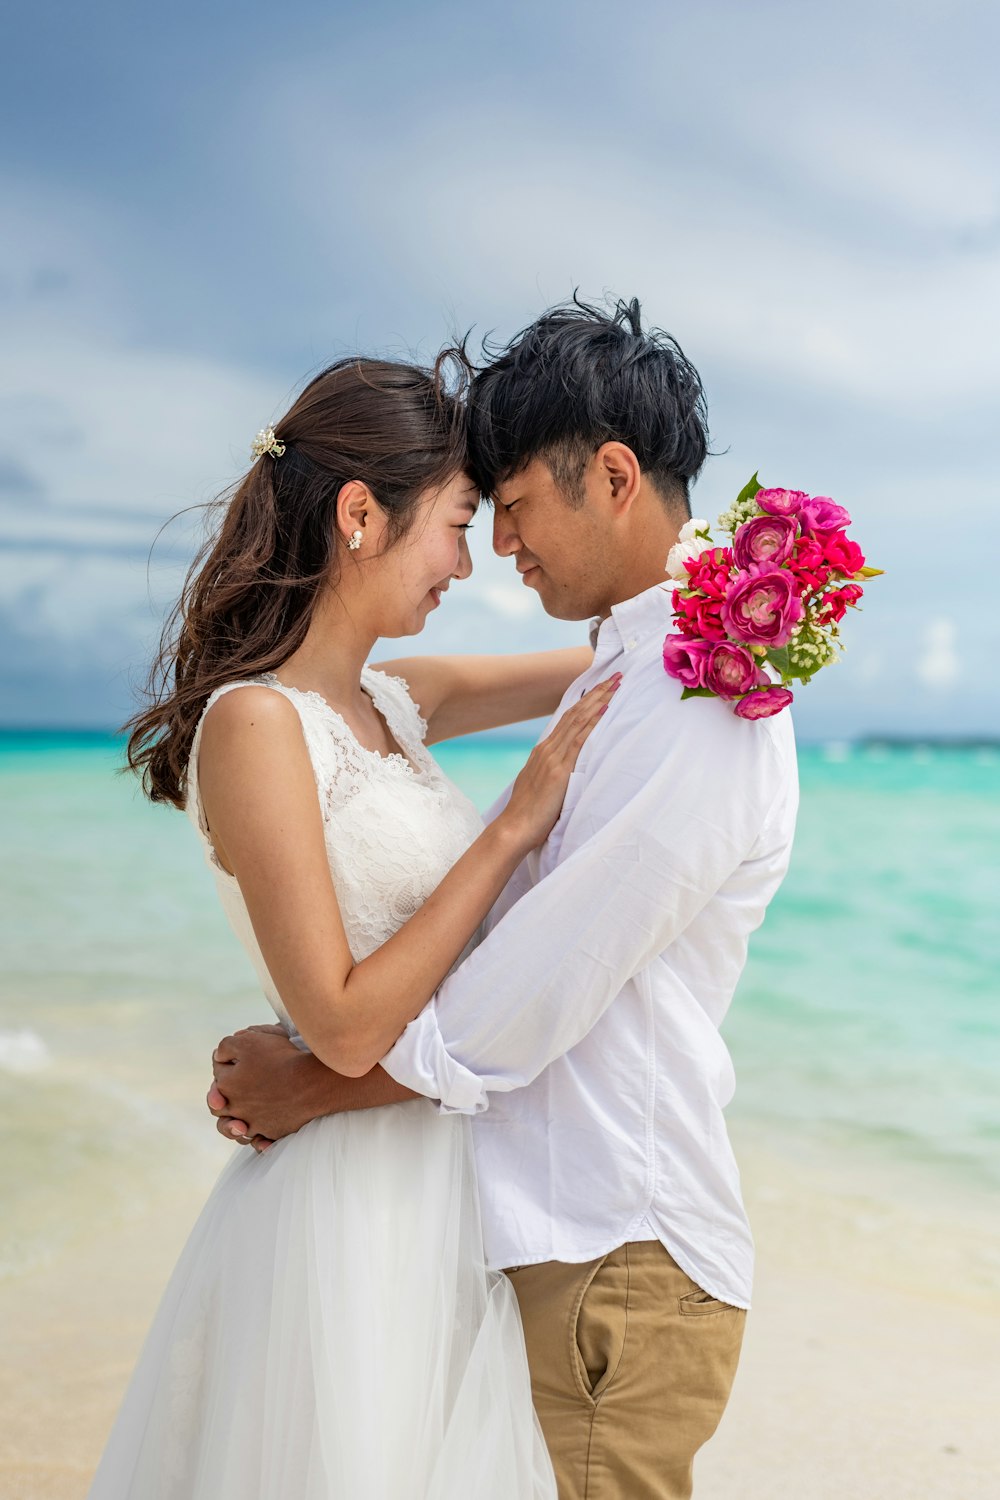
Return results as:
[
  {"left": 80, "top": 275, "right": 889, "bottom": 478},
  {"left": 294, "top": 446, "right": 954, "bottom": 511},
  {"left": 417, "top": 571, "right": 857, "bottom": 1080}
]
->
[{"left": 207, "top": 297, "right": 798, "bottom": 1500}]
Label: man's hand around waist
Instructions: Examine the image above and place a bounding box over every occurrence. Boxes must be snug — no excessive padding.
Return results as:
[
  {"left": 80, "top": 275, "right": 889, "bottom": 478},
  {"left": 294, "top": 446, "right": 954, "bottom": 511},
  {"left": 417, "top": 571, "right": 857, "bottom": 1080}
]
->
[{"left": 207, "top": 1023, "right": 422, "bottom": 1153}]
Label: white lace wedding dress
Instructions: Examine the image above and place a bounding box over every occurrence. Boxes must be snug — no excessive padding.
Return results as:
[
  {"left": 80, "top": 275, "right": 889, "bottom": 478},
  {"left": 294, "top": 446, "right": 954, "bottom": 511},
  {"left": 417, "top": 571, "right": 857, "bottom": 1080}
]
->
[{"left": 88, "top": 668, "right": 555, "bottom": 1500}]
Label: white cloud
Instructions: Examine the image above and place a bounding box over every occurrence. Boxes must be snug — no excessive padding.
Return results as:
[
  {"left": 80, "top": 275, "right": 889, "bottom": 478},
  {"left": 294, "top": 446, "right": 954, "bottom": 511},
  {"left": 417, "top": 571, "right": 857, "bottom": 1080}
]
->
[
  {"left": 480, "top": 583, "right": 538, "bottom": 621},
  {"left": 813, "top": 122, "right": 995, "bottom": 233},
  {"left": 0, "top": 550, "right": 163, "bottom": 653},
  {"left": 0, "top": 180, "right": 287, "bottom": 531},
  {"left": 0, "top": 336, "right": 280, "bottom": 532},
  {"left": 251, "top": 71, "right": 1000, "bottom": 417}
]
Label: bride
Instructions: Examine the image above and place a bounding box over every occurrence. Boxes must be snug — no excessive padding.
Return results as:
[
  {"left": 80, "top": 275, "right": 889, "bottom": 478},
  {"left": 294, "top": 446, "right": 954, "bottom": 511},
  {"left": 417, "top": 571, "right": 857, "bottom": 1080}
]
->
[{"left": 94, "top": 353, "right": 618, "bottom": 1499}]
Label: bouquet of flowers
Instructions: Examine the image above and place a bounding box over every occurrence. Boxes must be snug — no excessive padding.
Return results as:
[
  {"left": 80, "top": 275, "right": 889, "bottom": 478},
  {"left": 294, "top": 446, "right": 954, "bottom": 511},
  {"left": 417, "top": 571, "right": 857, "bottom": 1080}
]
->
[{"left": 662, "top": 476, "right": 881, "bottom": 719}]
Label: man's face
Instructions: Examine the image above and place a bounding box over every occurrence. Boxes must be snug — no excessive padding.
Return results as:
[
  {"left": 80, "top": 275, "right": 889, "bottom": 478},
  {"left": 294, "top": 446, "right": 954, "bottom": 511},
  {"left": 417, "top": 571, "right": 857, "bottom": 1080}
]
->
[{"left": 491, "top": 457, "right": 615, "bottom": 620}]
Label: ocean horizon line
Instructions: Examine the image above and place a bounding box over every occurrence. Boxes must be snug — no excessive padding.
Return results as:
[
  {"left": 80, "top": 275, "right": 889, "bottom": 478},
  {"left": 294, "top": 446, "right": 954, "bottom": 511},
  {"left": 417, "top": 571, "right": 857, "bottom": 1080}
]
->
[{"left": 2, "top": 725, "right": 1000, "bottom": 753}]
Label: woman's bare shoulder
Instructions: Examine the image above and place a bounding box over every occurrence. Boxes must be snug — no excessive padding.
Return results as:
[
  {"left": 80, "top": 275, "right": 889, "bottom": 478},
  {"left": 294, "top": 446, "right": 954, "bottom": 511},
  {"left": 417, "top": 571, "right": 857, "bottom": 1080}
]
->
[{"left": 200, "top": 682, "right": 301, "bottom": 748}]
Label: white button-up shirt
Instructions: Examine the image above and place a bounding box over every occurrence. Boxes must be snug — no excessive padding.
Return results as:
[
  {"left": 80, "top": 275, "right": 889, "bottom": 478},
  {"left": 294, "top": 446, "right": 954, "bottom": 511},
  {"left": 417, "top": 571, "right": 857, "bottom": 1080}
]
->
[{"left": 383, "top": 581, "right": 798, "bottom": 1307}]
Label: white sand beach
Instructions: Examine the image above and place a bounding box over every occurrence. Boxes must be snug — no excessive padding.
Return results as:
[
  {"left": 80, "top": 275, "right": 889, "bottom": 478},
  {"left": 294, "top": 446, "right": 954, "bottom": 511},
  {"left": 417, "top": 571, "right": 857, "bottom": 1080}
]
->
[
  {"left": 697, "top": 1141, "right": 1000, "bottom": 1499},
  {"left": 2, "top": 1128, "right": 997, "bottom": 1500}
]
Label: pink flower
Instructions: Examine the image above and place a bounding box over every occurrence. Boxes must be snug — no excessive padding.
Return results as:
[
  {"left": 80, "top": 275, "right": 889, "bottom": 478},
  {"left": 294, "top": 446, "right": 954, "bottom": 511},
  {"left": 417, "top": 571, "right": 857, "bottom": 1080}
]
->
[
  {"left": 672, "top": 588, "right": 728, "bottom": 642},
  {"left": 798, "top": 496, "right": 852, "bottom": 536},
  {"left": 705, "top": 642, "right": 763, "bottom": 698},
  {"left": 662, "top": 634, "right": 713, "bottom": 689},
  {"left": 820, "top": 530, "right": 866, "bottom": 577},
  {"left": 734, "top": 686, "right": 795, "bottom": 719},
  {"left": 721, "top": 565, "right": 805, "bottom": 647},
  {"left": 732, "top": 514, "right": 798, "bottom": 569},
  {"left": 755, "top": 488, "right": 808, "bottom": 519}
]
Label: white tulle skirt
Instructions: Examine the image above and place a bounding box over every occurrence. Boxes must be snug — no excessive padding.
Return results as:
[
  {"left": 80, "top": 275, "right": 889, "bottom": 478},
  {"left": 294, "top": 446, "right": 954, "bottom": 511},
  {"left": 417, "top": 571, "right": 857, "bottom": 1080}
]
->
[{"left": 87, "top": 1100, "right": 555, "bottom": 1499}]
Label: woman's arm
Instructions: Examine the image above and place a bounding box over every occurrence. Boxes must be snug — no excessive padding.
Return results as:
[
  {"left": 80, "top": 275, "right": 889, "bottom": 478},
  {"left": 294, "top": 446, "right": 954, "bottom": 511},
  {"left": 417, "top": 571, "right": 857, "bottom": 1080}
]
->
[
  {"left": 196, "top": 677, "right": 615, "bottom": 1079},
  {"left": 371, "top": 647, "right": 594, "bottom": 744}
]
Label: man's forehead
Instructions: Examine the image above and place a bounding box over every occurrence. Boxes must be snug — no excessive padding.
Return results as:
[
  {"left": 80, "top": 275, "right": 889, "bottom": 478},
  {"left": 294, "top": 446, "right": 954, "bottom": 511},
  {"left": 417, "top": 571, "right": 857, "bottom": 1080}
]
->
[{"left": 493, "top": 457, "right": 553, "bottom": 504}]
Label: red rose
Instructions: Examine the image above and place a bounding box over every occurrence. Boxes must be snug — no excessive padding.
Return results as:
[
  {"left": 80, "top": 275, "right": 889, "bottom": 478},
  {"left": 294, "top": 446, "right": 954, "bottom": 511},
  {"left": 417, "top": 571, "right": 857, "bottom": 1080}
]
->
[
  {"left": 817, "top": 582, "right": 864, "bottom": 624},
  {"left": 788, "top": 536, "right": 832, "bottom": 594},
  {"left": 672, "top": 588, "right": 728, "bottom": 641},
  {"left": 820, "top": 530, "right": 865, "bottom": 577},
  {"left": 683, "top": 546, "right": 734, "bottom": 599}
]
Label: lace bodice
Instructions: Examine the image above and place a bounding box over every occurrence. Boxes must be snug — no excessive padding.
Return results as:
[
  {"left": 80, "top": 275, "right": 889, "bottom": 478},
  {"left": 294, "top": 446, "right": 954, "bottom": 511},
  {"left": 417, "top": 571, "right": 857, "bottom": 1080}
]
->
[{"left": 185, "top": 667, "right": 485, "bottom": 1034}]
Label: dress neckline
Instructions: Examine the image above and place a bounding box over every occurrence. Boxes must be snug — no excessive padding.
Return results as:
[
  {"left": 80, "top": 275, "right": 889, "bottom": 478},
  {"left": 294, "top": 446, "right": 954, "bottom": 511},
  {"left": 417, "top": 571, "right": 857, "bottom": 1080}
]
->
[{"left": 258, "top": 669, "right": 424, "bottom": 777}]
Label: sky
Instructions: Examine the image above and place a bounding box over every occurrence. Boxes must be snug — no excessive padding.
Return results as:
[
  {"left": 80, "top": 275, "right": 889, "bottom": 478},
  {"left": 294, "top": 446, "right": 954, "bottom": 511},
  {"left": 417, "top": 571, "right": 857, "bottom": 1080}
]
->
[{"left": 2, "top": 0, "right": 998, "bottom": 739}]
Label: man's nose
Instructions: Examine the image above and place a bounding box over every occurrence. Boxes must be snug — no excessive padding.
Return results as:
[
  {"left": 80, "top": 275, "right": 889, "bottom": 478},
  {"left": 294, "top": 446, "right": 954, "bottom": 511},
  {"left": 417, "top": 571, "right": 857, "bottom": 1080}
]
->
[{"left": 492, "top": 506, "right": 519, "bottom": 557}]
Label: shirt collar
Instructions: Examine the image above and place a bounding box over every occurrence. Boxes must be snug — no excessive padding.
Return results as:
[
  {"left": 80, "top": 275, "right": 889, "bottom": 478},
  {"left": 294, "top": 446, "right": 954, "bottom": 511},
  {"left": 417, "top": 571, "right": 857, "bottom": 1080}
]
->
[{"left": 590, "top": 581, "right": 675, "bottom": 664}]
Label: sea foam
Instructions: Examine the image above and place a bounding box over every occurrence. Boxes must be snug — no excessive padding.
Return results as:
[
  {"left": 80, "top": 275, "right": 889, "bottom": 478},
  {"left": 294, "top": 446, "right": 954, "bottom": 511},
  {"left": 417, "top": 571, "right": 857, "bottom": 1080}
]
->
[{"left": 0, "top": 1028, "right": 51, "bottom": 1073}]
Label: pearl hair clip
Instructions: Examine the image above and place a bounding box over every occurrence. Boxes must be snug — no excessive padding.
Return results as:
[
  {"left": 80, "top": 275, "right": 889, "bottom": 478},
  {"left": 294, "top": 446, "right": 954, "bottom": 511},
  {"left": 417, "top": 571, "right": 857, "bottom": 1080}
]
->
[{"left": 250, "top": 426, "right": 286, "bottom": 461}]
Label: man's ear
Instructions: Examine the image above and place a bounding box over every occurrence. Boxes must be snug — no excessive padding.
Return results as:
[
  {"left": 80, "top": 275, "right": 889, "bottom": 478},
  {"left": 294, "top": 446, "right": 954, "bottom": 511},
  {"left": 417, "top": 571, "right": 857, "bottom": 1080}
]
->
[{"left": 594, "top": 442, "right": 641, "bottom": 516}]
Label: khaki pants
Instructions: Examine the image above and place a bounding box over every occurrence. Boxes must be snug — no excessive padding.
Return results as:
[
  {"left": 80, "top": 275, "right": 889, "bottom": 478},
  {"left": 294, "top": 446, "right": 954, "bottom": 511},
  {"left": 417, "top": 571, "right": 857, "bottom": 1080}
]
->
[{"left": 505, "top": 1241, "right": 745, "bottom": 1500}]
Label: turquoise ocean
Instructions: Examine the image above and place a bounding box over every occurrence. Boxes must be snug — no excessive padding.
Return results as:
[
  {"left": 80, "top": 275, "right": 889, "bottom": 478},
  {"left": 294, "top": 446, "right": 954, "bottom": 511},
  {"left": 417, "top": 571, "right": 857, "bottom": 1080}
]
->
[{"left": 2, "top": 731, "right": 998, "bottom": 1282}]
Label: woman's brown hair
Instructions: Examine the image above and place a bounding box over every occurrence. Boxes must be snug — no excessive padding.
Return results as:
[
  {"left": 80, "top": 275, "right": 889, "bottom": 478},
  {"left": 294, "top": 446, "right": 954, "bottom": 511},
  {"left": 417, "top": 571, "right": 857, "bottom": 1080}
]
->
[{"left": 125, "top": 355, "right": 470, "bottom": 809}]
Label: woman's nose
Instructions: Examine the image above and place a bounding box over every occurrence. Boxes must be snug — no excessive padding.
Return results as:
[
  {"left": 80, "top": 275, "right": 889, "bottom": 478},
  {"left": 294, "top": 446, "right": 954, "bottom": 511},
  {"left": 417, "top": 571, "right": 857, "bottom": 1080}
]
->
[{"left": 454, "top": 532, "right": 474, "bottom": 580}]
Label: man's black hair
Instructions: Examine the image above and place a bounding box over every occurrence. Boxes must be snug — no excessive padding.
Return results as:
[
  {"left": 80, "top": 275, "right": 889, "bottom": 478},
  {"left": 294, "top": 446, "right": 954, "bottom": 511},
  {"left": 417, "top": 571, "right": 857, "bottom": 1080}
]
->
[{"left": 467, "top": 295, "right": 708, "bottom": 514}]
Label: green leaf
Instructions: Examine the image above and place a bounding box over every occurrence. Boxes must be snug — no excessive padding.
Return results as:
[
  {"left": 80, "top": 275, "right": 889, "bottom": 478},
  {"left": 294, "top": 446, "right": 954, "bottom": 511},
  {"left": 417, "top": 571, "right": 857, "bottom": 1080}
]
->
[
  {"left": 734, "top": 471, "right": 762, "bottom": 507},
  {"left": 766, "top": 646, "right": 791, "bottom": 677},
  {"left": 858, "top": 565, "right": 884, "bottom": 578},
  {"left": 680, "top": 686, "right": 717, "bottom": 700}
]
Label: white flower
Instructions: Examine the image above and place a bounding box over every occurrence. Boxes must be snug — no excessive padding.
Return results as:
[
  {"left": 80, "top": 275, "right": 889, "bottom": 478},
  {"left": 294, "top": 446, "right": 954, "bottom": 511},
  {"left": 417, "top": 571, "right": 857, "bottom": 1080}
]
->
[
  {"left": 718, "top": 496, "right": 759, "bottom": 533},
  {"left": 665, "top": 537, "right": 707, "bottom": 579},
  {"left": 678, "top": 517, "right": 711, "bottom": 543}
]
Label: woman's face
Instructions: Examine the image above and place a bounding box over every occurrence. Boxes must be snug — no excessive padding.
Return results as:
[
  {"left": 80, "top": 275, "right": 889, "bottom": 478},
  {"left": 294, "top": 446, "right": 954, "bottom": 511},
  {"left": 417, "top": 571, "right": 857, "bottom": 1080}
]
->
[{"left": 372, "top": 472, "right": 479, "bottom": 638}]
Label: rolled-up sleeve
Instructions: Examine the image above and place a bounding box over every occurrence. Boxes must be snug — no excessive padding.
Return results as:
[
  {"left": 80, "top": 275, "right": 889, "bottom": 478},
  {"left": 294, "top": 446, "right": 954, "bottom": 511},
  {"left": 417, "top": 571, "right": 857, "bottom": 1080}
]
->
[{"left": 382, "top": 699, "right": 790, "bottom": 1111}]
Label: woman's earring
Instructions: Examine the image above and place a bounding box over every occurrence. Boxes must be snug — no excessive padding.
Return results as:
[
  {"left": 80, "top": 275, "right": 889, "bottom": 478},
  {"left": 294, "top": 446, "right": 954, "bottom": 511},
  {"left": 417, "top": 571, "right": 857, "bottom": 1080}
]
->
[{"left": 347, "top": 530, "right": 363, "bottom": 552}]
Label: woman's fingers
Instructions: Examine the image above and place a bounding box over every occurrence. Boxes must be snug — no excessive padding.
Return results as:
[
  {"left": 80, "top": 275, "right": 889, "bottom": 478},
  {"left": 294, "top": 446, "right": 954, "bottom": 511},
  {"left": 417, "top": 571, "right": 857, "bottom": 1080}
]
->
[
  {"left": 551, "top": 675, "right": 619, "bottom": 735},
  {"left": 206, "top": 1083, "right": 229, "bottom": 1115},
  {"left": 547, "top": 673, "right": 621, "bottom": 754},
  {"left": 502, "top": 670, "right": 622, "bottom": 848}
]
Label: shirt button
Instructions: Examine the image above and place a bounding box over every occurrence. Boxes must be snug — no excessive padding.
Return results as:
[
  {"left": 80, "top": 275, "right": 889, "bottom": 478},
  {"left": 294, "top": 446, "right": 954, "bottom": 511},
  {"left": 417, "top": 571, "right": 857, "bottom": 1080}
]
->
[{"left": 626, "top": 638, "right": 637, "bottom": 650}]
